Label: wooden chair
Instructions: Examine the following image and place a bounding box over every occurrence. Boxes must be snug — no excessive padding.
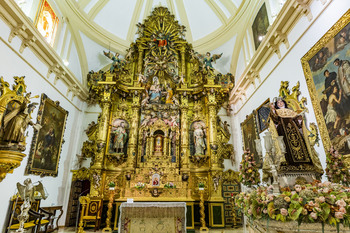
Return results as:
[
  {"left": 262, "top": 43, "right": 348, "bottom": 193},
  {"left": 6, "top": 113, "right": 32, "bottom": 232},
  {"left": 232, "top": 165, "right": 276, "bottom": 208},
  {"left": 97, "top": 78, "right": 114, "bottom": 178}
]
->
[
  {"left": 9, "top": 208, "right": 52, "bottom": 233},
  {"left": 81, "top": 197, "right": 102, "bottom": 231}
]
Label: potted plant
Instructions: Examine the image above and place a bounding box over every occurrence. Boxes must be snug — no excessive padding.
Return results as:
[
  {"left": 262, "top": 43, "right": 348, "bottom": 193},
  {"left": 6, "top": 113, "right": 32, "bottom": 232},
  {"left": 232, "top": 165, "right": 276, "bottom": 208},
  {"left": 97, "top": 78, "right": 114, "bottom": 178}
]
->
[
  {"left": 108, "top": 181, "right": 116, "bottom": 190},
  {"left": 198, "top": 182, "right": 205, "bottom": 190}
]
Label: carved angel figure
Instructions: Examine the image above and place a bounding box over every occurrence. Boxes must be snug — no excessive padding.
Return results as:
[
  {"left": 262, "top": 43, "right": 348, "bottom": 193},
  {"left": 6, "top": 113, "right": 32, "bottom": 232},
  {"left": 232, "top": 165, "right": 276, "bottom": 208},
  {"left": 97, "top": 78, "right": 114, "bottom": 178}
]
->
[
  {"left": 125, "top": 47, "right": 135, "bottom": 61},
  {"left": 141, "top": 95, "right": 150, "bottom": 107},
  {"left": 213, "top": 175, "right": 221, "bottom": 192},
  {"left": 17, "top": 178, "right": 47, "bottom": 202},
  {"left": 93, "top": 172, "right": 101, "bottom": 189},
  {"left": 203, "top": 52, "right": 223, "bottom": 70},
  {"left": 103, "top": 51, "right": 123, "bottom": 73},
  {"left": 137, "top": 73, "right": 147, "bottom": 84}
]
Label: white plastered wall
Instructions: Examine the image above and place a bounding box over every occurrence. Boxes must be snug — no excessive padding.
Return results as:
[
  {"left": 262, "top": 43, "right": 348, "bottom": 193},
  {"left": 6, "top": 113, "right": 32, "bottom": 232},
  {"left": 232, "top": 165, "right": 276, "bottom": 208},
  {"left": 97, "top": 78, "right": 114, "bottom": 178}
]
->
[
  {"left": 232, "top": 0, "right": 350, "bottom": 177},
  {"left": 0, "top": 14, "right": 86, "bottom": 230}
]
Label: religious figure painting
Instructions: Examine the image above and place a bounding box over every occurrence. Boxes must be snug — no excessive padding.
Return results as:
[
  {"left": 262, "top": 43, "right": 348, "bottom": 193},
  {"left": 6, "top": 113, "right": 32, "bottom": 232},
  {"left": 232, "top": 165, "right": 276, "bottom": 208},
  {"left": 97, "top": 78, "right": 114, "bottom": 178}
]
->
[
  {"left": 301, "top": 10, "right": 350, "bottom": 157},
  {"left": 252, "top": 3, "right": 270, "bottom": 50},
  {"left": 152, "top": 173, "right": 160, "bottom": 186},
  {"left": 26, "top": 94, "right": 68, "bottom": 177},
  {"left": 35, "top": 0, "right": 59, "bottom": 46},
  {"left": 108, "top": 119, "right": 129, "bottom": 155},
  {"left": 255, "top": 98, "right": 270, "bottom": 133},
  {"left": 240, "top": 113, "right": 261, "bottom": 168}
]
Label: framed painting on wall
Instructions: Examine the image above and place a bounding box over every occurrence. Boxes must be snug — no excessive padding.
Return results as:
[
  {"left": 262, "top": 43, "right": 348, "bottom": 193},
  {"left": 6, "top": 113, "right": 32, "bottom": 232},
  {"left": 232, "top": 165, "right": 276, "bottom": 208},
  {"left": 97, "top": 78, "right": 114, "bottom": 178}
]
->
[
  {"left": 26, "top": 94, "right": 68, "bottom": 176},
  {"left": 255, "top": 98, "right": 270, "bottom": 133},
  {"left": 240, "top": 113, "right": 261, "bottom": 168},
  {"left": 252, "top": 3, "right": 270, "bottom": 50},
  {"left": 301, "top": 10, "right": 350, "bottom": 161},
  {"left": 35, "top": 0, "right": 59, "bottom": 46}
]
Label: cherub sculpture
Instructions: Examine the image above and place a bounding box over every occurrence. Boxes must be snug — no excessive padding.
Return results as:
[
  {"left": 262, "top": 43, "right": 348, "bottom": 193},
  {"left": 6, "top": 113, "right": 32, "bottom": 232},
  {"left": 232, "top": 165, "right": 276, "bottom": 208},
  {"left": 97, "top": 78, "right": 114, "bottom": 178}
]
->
[{"left": 202, "top": 52, "right": 223, "bottom": 70}]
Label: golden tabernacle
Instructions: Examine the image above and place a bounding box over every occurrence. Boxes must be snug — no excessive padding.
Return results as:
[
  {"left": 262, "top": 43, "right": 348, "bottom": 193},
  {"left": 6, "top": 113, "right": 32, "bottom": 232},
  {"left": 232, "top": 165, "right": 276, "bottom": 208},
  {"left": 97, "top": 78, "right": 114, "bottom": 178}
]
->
[{"left": 74, "top": 6, "right": 236, "bottom": 229}]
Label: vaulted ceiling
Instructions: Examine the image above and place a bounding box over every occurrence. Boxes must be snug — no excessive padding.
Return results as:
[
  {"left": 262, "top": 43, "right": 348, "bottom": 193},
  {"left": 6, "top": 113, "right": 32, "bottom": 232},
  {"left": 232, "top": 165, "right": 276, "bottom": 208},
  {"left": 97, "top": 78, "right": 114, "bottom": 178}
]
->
[{"left": 14, "top": 0, "right": 283, "bottom": 87}]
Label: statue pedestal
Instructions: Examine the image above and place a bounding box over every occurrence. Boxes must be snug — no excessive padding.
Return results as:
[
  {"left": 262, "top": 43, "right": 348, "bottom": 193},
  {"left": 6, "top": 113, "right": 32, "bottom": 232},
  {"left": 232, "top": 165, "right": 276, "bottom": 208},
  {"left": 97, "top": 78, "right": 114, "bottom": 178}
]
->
[
  {"left": 0, "top": 150, "right": 26, "bottom": 182},
  {"left": 248, "top": 219, "right": 350, "bottom": 233},
  {"left": 278, "top": 171, "right": 320, "bottom": 187}
]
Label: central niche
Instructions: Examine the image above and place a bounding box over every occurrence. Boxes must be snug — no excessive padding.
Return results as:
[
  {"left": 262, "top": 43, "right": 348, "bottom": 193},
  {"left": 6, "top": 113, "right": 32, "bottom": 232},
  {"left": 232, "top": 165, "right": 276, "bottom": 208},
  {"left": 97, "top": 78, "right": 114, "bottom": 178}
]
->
[{"left": 153, "top": 130, "right": 164, "bottom": 156}]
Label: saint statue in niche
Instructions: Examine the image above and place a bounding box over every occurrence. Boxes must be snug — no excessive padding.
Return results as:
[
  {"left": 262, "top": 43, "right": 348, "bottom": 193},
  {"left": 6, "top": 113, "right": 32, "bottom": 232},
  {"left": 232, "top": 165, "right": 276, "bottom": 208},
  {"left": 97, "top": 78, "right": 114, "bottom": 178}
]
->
[
  {"left": 192, "top": 121, "right": 207, "bottom": 156},
  {"left": 268, "top": 97, "right": 323, "bottom": 173},
  {"left": 109, "top": 119, "right": 129, "bottom": 154}
]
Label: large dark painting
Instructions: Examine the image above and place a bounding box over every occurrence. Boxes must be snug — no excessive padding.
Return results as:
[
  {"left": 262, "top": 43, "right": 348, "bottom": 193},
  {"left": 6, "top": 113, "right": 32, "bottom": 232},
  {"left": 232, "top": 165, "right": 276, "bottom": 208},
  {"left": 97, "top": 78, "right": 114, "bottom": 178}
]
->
[
  {"left": 252, "top": 3, "right": 270, "bottom": 50},
  {"left": 240, "top": 113, "right": 261, "bottom": 168},
  {"left": 301, "top": 10, "right": 350, "bottom": 159},
  {"left": 26, "top": 94, "right": 68, "bottom": 176}
]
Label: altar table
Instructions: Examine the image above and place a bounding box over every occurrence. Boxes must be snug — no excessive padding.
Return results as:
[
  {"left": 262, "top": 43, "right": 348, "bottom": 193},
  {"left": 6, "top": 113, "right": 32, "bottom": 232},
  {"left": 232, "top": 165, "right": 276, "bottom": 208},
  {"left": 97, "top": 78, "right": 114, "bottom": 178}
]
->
[{"left": 118, "top": 202, "right": 186, "bottom": 233}]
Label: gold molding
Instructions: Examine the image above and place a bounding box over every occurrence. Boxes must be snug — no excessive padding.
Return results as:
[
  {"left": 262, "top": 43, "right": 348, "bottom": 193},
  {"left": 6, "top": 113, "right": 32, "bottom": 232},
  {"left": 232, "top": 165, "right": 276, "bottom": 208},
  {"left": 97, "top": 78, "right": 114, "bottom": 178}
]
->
[
  {"left": 0, "top": 0, "right": 88, "bottom": 101},
  {"left": 229, "top": 0, "right": 331, "bottom": 107}
]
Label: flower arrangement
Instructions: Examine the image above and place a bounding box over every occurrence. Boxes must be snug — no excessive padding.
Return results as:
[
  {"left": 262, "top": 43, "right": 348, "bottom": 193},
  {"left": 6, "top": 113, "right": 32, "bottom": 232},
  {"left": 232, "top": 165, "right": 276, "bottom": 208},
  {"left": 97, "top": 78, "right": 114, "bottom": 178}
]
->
[
  {"left": 135, "top": 182, "right": 145, "bottom": 190},
  {"left": 239, "top": 150, "right": 260, "bottom": 187},
  {"left": 164, "top": 182, "right": 176, "bottom": 189},
  {"left": 235, "top": 181, "right": 350, "bottom": 228},
  {"left": 326, "top": 147, "right": 350, "bottom": 186},
  {"left": 108, "top": 181, "right": 116, "bottom": 188},
  {"left": 198, "top": 182, "right": 205, "bottom": 188}
]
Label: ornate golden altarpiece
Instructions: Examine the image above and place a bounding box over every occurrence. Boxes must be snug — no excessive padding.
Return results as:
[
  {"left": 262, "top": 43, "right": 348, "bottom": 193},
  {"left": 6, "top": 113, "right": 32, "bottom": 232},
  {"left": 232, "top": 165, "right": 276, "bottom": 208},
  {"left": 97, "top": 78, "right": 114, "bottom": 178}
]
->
[{"left": 76, "top": 7, "right": 235, "bottom": 228}]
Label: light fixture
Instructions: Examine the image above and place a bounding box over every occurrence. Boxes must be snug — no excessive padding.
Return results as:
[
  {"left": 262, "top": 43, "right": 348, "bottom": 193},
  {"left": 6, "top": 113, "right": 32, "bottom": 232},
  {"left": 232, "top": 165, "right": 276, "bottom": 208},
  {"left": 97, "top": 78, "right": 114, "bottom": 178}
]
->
[
  {"left": 258, "top": 35, "right": 265, "bottom": 41},
  {"left": 63, "top": 59, "right": 69, "bottom": 66}
]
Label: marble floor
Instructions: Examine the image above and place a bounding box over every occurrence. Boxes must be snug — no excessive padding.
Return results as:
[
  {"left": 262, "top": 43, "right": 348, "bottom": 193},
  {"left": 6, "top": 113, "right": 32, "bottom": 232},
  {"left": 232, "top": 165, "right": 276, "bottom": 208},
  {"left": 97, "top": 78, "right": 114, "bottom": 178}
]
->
[{"left": 58, "top": 227, "right": 245, "bottom": 233}]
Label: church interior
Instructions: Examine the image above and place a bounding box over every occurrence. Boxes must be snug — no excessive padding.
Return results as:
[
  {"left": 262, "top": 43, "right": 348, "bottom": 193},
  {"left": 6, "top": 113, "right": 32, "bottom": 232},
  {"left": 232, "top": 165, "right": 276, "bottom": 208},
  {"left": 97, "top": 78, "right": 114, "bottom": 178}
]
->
[{"left": 1, "top": 0, "right": 350, "bottom": 232}]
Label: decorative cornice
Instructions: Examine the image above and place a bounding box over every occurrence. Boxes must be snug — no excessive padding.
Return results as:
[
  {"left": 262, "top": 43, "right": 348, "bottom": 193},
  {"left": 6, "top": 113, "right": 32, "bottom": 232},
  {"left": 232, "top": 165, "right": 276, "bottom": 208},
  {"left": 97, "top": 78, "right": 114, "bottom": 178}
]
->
[
  {"left": 0, "top": 0, "right": 88, "bottom": 101},
  {"left": 229, "top": 0, "right": 315, "bottom": 106}
]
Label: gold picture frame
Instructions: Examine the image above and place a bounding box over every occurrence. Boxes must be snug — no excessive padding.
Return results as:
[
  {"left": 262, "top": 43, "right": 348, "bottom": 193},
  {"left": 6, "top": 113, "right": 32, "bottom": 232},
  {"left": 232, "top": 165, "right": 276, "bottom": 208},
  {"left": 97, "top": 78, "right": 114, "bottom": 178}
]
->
[
  {"left": 301, "top": 10, "right": 350, "bottom": 159},
  {"left": 34, "top": 0, "right": 59, "bottom": 46},
  {"left": 25, "top": 94, "right": 68, "bottom": 177},
  {"left": 209, "top": 203, "right": 225, "bottom": 228},
  {"left": 240, "top": 113, "right": 261, "bottom": 168}
]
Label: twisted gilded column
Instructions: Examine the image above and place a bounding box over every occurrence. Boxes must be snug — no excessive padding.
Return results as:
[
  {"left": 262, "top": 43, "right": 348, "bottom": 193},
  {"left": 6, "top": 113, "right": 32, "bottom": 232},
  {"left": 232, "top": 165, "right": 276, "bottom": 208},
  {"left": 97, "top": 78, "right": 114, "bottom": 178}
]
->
[
  {"left": 126, "top": 93, "right": 141, "bottom": 169},
  {"left": 199, "top": 188, "right": 209, "bottom": 231},
  {"left": 102, "top": 188, "right": 115, "bottom": 232},
  {"left": 180, "top": 95, "right": 189, "bottom": 170}
]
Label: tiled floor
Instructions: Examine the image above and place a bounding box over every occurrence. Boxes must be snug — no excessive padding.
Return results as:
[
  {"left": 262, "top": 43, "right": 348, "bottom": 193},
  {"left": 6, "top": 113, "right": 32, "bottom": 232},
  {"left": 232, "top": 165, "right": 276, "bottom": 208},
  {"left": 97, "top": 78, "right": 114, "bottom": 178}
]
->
[{"left": 58, "top": 227, "right": 245, "bottom": 233}]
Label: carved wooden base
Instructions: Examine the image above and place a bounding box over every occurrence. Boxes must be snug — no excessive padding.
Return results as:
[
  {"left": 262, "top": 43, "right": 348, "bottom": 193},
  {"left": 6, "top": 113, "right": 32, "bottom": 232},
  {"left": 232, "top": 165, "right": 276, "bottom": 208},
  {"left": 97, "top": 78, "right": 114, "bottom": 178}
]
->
[{"left": 0, "top": 150, "right": 26, "bottom": 182}]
